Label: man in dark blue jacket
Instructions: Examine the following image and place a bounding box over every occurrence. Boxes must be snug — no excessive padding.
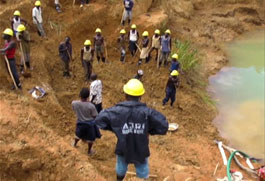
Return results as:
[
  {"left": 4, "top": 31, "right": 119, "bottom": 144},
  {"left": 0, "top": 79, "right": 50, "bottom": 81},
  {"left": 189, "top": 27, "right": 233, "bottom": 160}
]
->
[
  {"left": 170, "top": 53, "right": 181, "bottom": 72},
  {"left": 58, "top": 36, "right": 72, "bottom": 77},
  {"left": 121, "top": 0, "right": 134, "bottom": 26},
  {"left": 95, "top": 79, "right": 168, "bottom": 181}
]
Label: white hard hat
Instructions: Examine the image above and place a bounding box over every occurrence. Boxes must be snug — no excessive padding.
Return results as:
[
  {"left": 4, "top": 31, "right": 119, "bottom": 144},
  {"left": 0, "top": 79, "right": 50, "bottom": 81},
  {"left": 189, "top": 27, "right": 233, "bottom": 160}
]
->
[{"left": 138, "top": 69, "right": 144, "bottom": 75}]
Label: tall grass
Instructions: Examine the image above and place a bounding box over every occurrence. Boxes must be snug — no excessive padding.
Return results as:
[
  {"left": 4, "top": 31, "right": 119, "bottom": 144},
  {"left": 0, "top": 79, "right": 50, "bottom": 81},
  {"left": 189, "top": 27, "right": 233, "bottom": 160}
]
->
[
  {"left": 174, "top": 40, "right": 199, "bottom": 72},
  {"left": 173, "top": 40, "right": 215, "bottom": 106}
]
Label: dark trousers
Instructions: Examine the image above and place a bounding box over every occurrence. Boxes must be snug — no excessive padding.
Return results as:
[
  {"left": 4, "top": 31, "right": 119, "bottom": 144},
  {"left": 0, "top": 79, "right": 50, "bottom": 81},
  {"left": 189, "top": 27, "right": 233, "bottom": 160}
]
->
[
  {"left": 129, "top": 41, "right": 137, "bottom": 56},
  {"left": 7, "top": 58, "right": 21, "bottom": 87},
  {"left": 62, "top": 59, "right": 70, "bottom": 75},
  {"left": 94, "top": 103, "right": 102, "bottom": 113},
  {"left": 120, "top": 48, "right": 126, "bottom": 62},
  {"left": 163, "top": 87, "right": 176, "bottom": 106},
  {"left": 83, "top": 60, "right": 92, "bottom": 80},
  {"left": 160, "top": 51, "right": 170, "bottom": 67},
  {"left": 81, "top": 0, "right": 89, "bottom": 4},
  {"left": 149, "top": 47, "right": 159, "bottom": 60}
]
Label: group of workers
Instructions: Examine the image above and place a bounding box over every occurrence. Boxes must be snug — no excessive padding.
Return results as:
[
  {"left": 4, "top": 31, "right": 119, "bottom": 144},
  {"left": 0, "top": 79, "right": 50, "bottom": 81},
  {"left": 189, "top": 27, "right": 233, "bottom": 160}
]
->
[
  {"left": 0, "top": 0, "right": 182, "bottom": 180},
  {"left": 117, "top": 24, "right": 173, "bottom": 67}
]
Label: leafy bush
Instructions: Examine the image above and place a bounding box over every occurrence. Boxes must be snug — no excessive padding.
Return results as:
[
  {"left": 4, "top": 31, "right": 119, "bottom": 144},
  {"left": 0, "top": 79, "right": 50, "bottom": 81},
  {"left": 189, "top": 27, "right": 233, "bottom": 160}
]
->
[{"left": 174, "top": 40, "right": 199, "bottom": 72}]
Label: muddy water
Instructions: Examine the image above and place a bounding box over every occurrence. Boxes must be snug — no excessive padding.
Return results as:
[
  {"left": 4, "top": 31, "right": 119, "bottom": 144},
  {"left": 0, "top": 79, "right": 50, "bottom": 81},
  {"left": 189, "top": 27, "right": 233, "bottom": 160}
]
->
[{"left": 209, "top": 30, "right": 264, "bottom": 158}]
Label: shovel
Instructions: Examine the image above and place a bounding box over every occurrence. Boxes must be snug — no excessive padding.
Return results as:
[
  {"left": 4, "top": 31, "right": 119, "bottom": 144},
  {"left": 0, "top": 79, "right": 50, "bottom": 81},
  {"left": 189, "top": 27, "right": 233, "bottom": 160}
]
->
[
  {"left": 135, "top": 43, "right": 142, "bottom": 52},
  {"left": 4, "top": 55, "right": 18, "bottom": 90},
  {"left": 157, "top": 49, "right": 160, "bottom": 68},
  {"left": 120, "top": 8, "right": 125, "bottom": 25},
  {"left": 67, "top": 49, "right": 74, "bottom": 75},
  {"left": 19, "top": 42, "right": 31, "bottom": 78},
  {"left": 104, "top": 42, "right": 109, "bottom": 63}
]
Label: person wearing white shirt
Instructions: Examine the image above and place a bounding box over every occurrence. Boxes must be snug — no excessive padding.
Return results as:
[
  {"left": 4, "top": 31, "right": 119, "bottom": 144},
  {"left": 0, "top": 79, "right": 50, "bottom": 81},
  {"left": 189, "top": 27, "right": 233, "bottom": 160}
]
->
[
  {"left": 90, "top": 74, "right": 103, "bottom": 113},
  {"left": 54, "top": 0, "right": 62, "bottom": 13},
  {"left": 32, "top": 1, "right": 46, "bottom": 37}
]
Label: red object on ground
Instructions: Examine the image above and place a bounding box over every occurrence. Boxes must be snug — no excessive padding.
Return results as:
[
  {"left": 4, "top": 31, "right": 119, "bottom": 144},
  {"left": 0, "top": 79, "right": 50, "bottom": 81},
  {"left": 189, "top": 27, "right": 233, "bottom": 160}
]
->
[{"left": 258, "top": 167, "right": 265, "bottom": 181}]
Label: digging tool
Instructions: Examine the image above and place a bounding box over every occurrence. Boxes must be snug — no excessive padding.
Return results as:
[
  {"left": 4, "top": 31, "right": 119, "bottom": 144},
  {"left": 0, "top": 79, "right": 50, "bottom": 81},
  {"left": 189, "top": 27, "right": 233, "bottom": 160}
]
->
[
  {"left": 120, "top": 8, "right": 125, "bottom": 25},
  {"left": 157, "top": 49, "right": 160, "bottom": 68},
  {"left": 19, "top": 42, "right": 31, "bottom": 78},
  {"left": 104, "top": 42, "right": 109, "bottom": 63},
  {"left": 4, "top": 55, "right": 18, "bottom": 90},
  {"left": 135, "top": 43, "right": 142, "bottom": 52},
  {"left": 67, "top": 49, "right": 75, "bottom": 76},
  {"left": 67, "top": 49, "right": 72, "bottom": 62}
]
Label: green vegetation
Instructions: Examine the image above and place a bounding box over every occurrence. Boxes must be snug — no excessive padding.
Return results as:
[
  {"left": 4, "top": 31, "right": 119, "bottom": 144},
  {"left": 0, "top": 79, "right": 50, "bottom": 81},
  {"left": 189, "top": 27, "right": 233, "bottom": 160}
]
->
[
  {"left": 173, "top": 40, "right": 215, "bottom": 106},
  {"left": 174, "top": 40, "right": 199, "bottom": 72},
  {"left": 197, "top": 90, "right": 216, "bottom": 106},
  {"left": 158, "top": 20, "right": 168, "bottom": 35}
]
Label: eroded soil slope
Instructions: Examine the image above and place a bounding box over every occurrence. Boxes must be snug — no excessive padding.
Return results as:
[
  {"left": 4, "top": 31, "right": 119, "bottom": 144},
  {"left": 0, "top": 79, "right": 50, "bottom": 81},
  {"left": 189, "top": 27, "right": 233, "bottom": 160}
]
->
[{"left": 0, "top": 0, "right": 264, "bottom": 180}]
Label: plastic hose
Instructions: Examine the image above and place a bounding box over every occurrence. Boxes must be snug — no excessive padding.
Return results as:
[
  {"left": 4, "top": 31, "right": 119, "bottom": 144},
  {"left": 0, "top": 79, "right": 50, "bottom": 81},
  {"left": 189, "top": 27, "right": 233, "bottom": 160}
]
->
[
  {"left": 227, "top": 151, "right": 237, "bottom": 181},
  {"left": 227, "top": 150, "right": 254, "bottom": 181}
]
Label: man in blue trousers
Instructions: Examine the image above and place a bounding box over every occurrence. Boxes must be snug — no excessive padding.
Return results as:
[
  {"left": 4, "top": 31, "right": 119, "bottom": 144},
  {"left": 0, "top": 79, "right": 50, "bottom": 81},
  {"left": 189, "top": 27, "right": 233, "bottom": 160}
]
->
[
  {"left": 95, "top": 79, "right": 168, "bottom": 181},
  {"left": 122, "top": 0, "right": 134, "bottom": 26},
  {"left": 163, "top": 70, "right": 179, "bottom": 106}
]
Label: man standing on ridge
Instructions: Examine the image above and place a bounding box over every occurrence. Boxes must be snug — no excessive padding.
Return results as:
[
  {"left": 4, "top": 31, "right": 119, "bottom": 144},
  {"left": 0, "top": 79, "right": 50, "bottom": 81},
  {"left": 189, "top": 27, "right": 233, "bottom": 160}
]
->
[
  {"left": 94, "top": 28, "right": 106, "bottom": 63},
  {"left": 59, "top": 36, "right": 72, "bottom": 77},
  {"left": 160, "top": 29, "right": 172, "bottom": 67},
  {"left": 32, "top": 1, "right": 46, "bottom": 38},
  {"left": 128, "top": 24, "right": 139, "bottom": 57},
  {"left": 138, "top": 31, "right": 150, "bottom": 65},
  {"left": 17, "top": 24, "right": 32, "bottom": 73},
  {"left": 81, "top": 40, "right": 94, "bottom": 81},
  {"left": 162, "top": 70, "right": 179, "bottom": 106},
  {"left": 95, "top": 79, "right": 168, "bottom": 181},
  {"left": 117, "top": 29, "right": 127, "bottom": 63},
  {"left": 10, "top": 10, "right": 27, "bottom": 37},
  {"left": 0, "top": 28, "right": 22, "bottom": 89},
  {"left": 121, "top": 0, "right": 134, "bottom": 26},
  {"left": 148, "top": 29, "right": 161, "bottom": 61}
]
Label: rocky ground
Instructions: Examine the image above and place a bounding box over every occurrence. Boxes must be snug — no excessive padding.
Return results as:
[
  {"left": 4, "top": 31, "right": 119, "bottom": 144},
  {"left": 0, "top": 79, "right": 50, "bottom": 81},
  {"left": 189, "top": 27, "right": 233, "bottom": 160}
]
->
[{"left": 0, "top": 0, "right": 264, "bottom": 180}]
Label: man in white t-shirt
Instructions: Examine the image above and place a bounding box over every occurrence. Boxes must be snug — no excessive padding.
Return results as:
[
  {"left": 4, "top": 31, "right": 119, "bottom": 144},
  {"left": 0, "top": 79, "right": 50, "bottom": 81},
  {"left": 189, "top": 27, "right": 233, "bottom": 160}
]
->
[
  {"left": 54, "top": 0, "right": 62, "bottom": 13},
  {"left": 32, "top": 1, "right": 46, "bottom": 38},
  {"left": 90, "top": 74, "right": 103, "bottom": 113}
]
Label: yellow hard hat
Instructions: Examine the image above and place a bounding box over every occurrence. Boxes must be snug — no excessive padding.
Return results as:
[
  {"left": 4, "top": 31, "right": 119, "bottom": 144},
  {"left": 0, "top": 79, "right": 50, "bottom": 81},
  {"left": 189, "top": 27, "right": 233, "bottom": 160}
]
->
[
  {"left": 35, "top": 1, "right": 41, "bottom": 6},
  {"left": 123, "top": 79, "right": 145, "bottom": 96},
  {"left": 3, "top": 28, "right": 14, "bottom": 36},
  {"left": 165, "top": 29, "right": 171, "bottom": 34},
  {"left": 14, "top": 10, "right": 21, "bottom": 16},
  {"left": 142, "top": 31, "right": 149, "bottom": 37},
  {"left": 84, "top": 40, "right": 91, "bottom": 46},
  {"left": 120, "top": 29, "right": 126, "bottom": 34},
  {"left": 17, "top": 24, "right": 26, "bottom": 32},
  {"left": 154, "top": 29, "right": 160, "bottom": 35},
  {"left": 95, "top": 28, "right": 101, "bottom": 33},
  {"left": 171, "top": 70, "right": 179, "bottom": 76},
  {"left": 172, "top": 53, "right": 178, "bottom": 59},
  {"left": 131, "top": 24, "right": 136, "bottom": 29}
]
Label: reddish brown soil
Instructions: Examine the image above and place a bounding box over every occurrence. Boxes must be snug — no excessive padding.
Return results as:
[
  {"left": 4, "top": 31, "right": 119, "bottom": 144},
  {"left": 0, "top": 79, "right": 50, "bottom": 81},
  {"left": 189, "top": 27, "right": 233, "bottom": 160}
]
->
[{"left": 0, "top": 0, "right": 264, "bottom": 180}]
